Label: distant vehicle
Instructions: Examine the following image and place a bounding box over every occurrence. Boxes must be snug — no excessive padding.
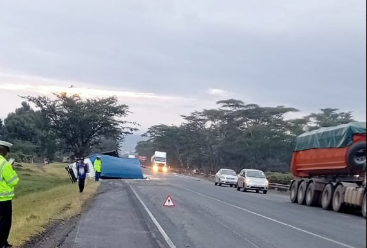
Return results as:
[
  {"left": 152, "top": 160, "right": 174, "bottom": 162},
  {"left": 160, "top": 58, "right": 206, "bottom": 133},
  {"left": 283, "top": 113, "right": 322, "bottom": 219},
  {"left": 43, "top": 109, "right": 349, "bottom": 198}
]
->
[
  {"left": 236, "top": 169, "right": 269, "bottom": 194},
  {"left": 289, "top": 122, "right": 366, "bottom": 218},
  {"left": 151, "top": 151, "right": 168, "bottom": 173},
  {"left": 128, "top": 154, "right": 136, "bottom": 159},
  {"left": 138, "top": 156, "right": 147, "bottom": 168},
  {"left": 214, "top": 169, "right": 238, "bottom": 187}
]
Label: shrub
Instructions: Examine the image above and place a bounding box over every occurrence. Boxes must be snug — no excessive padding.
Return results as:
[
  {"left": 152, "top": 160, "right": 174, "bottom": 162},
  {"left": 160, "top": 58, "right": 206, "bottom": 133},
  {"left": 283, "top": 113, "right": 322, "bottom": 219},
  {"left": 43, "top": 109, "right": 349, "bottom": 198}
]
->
[{"left": 266, "top": 172, "right": 293, "bottom": 185}]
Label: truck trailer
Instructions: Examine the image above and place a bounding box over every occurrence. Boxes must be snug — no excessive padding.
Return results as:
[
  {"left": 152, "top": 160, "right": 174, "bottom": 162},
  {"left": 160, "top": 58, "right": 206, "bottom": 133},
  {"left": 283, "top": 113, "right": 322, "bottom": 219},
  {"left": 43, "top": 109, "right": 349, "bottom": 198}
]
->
[{"left": 289, "top": 122, "right": 366, "bottom": 218}]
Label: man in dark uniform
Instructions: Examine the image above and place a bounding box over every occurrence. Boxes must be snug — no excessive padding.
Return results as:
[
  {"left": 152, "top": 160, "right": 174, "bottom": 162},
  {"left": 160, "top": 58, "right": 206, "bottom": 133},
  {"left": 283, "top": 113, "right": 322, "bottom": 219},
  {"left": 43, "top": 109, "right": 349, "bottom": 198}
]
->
[{"left": 76, "top": 157, "right": 89, "bottom": 193}]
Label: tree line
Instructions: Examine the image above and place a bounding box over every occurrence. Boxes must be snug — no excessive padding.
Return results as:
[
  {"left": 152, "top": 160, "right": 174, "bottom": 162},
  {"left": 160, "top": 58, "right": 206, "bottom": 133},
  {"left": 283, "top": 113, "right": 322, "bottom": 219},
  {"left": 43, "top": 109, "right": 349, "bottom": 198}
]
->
[
  {"left": 0, "top": 93, "right": 137, "bottom": 162},
  {"left": 136, "top": 99, "right": 355, "bottom": 173}
]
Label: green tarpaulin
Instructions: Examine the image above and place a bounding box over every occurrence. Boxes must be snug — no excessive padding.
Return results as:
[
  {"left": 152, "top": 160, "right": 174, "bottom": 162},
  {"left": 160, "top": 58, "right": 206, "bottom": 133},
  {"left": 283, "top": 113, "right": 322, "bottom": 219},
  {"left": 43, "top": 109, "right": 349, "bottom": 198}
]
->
[{"left": 295, "top": 122, "right": 366, "bottom": 151}]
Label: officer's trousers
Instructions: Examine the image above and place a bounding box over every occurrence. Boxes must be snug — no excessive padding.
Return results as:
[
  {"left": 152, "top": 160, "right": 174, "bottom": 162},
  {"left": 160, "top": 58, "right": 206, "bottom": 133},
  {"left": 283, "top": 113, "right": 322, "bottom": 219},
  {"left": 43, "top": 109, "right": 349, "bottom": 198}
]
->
[{"left": 0, "top": 200, "right": 12, "bottom": 247}]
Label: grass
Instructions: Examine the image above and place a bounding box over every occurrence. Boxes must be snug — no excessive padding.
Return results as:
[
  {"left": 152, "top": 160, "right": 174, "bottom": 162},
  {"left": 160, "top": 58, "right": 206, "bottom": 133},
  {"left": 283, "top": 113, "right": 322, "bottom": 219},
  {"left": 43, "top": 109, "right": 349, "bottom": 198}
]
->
[{"left": 9, "top": 163, "right": 99, "bottom": 247}]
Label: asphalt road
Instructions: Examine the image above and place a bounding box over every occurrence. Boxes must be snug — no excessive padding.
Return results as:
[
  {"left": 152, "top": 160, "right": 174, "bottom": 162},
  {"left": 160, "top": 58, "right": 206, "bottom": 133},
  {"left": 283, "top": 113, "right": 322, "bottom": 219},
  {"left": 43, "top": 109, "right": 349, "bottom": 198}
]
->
[{"left": 62, "top": 171, "right": 366, "bottom": 248}]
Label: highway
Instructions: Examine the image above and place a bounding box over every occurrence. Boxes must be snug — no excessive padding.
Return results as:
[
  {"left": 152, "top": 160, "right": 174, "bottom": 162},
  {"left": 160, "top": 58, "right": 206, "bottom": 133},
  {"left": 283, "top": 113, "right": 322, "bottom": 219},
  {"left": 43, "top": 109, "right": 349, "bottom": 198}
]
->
[{"left": 63, "top": 171, "right": 366, "bottom": 248}]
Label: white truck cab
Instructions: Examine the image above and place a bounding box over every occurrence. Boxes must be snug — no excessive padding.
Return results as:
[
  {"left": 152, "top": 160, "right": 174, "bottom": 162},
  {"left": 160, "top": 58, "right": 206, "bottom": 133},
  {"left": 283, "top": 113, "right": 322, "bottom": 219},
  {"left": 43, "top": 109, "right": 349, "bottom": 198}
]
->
[{"left": 151, "top": 151, "right": 168, "bottom": 173}]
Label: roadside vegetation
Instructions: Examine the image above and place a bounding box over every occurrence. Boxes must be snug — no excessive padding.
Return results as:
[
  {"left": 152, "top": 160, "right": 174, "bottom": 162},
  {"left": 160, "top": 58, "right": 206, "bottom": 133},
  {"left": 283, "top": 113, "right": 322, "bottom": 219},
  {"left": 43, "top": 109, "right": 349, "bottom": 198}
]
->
[
  {"left": 10, "top": 163, "right": 99, "bottom": 246},
  {"left": 137, "top": 100, "right": 355, "bottom": 174},
  {"left": 265, "top": 172, "right": 293, "bottom": 185}
]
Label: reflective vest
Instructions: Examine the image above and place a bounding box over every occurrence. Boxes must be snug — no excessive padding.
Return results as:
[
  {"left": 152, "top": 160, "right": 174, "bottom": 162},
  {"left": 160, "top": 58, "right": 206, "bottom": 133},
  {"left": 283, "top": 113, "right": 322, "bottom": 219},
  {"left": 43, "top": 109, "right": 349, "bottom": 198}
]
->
[
  {"left": 94, "top": 160, "right": 102, "bottom": 173},
  {"left": 0, "top": 155, "right": 20, "bottom": 201}
]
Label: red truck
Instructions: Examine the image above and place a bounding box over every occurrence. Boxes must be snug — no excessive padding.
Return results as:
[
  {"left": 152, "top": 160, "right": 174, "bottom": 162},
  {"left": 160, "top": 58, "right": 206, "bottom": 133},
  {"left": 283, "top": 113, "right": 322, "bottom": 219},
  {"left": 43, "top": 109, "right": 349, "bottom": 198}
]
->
[{"left": 290, "top": 122, "right": 366, "bottom": 218}]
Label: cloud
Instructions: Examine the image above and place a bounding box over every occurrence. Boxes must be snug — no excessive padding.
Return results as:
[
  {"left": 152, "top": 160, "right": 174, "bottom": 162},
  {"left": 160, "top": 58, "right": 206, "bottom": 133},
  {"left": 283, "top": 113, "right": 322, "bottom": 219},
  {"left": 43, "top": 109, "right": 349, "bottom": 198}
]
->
[
  {"left": 0, "top": 71, "right": 217, "bottom": 129},
  {"left": 0, "top": 71, "right": 188, "bottom": 102},
  {"left": 0, "top": 0, "right": 365, "bottom": 127},
  {"left": 207, "top": 88, "right": 230, "bottom": 97}
]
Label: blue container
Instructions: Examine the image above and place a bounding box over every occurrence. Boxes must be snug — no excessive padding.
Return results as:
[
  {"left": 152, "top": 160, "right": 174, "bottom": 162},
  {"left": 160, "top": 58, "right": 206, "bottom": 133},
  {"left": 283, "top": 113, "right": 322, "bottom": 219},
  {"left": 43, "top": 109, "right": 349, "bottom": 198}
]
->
[{"left": 89, "top": 154, "right": 144, "bottom": 179}]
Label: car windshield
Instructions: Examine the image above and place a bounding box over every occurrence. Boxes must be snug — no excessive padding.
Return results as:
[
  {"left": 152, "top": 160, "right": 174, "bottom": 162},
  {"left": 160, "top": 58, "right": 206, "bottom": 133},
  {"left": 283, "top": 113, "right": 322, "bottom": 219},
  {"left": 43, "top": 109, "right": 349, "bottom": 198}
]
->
[
  {"left": 155, "top": 157, "right": 166, "bottom": 162},
  {"left": 246, "top": 171, "right": 266, "bottom": 178},
  {"left": 221, "top": 170, "right": 236, "bottom": 176}
]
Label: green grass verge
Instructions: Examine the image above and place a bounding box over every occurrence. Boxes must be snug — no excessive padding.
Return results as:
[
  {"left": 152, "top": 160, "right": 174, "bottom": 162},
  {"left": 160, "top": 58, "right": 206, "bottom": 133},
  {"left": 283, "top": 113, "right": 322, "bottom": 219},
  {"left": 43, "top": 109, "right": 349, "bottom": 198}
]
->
[
  {"left": 15, "top": 164, "right": 70, "bottom": 197},
  {"left": 10, "top": 163, "right": 99, "bottom": 246}
]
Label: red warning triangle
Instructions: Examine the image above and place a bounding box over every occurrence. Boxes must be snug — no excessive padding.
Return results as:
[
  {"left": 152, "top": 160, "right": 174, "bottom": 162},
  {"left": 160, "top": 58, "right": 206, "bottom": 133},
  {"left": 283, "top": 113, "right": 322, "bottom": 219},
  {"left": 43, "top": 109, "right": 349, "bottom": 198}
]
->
[{"left": 163, "top": 195, "right": 175, "bottom": 207}]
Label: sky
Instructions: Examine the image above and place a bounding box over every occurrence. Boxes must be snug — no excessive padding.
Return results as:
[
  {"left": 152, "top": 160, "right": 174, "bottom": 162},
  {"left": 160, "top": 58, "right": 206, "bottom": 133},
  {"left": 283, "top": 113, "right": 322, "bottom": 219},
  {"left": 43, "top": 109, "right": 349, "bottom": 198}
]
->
[{"left": 0, "top": 0, "right": 366, "bottom": 133}]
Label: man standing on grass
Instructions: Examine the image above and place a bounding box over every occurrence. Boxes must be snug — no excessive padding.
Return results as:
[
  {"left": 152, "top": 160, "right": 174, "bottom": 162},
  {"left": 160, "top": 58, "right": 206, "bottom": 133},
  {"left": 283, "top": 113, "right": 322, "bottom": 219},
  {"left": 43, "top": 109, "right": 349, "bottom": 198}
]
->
[
  {"left": 0, "top": 141, "right": 19, "bottom": 248},
  {"left": 76, "top": 157, "right": 89, "bottom": 193},
  {"left": 93, "top": 156, "right": 102, "bottom": 182}
]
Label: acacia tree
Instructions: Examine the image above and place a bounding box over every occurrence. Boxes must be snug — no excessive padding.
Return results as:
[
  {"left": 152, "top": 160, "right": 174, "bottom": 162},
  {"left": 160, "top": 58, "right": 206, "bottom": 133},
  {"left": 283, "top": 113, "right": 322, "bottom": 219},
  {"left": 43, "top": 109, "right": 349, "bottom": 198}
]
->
[
  {"left": 24, "top": 93, "right": 138, "bottom": 157},
  {"left": 136, "top": 99, "right": 356, "bottom": 173}
]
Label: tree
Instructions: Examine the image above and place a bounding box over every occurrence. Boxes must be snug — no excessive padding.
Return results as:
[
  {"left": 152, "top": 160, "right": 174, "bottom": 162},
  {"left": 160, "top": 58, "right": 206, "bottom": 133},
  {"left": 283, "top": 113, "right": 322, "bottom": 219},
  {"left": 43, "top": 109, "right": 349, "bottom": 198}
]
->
[
  {"left": 24, "top": 93, "right": 138, "bottom": 157},
  {"left": 136, "top": 99, "right": 357, "bottom": 174},
  {"left": 306, "top": 108, "right": 354, "bottom": 130}
]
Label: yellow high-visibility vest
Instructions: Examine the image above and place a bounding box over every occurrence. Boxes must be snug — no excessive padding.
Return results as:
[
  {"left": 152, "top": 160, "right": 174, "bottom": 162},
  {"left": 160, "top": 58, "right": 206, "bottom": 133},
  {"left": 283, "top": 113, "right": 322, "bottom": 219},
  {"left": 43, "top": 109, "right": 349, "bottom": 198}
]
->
[
  {"left": 0, "top": 155, "right": 20, "bottom": 201},
  {"left": 94, "top": 160, "right": 102, "bottom": 172}
]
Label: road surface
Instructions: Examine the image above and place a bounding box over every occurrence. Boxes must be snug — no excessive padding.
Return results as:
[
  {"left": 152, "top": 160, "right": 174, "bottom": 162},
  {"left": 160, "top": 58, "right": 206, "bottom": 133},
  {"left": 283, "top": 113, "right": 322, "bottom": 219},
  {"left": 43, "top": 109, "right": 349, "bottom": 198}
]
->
[{"left": 62, "top": 171, "right": 366, "bottom": 248}]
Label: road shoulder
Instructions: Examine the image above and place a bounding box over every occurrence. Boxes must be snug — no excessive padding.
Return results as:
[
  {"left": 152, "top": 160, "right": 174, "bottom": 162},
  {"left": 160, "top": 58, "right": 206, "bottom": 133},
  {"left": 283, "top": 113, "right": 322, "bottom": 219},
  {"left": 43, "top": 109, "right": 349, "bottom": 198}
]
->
[
  {"left": 61, "top": 180, "right": 163, "bottom": 248},
  {"left": 21, "top": 180, "right": 164, "bottom": 248}
]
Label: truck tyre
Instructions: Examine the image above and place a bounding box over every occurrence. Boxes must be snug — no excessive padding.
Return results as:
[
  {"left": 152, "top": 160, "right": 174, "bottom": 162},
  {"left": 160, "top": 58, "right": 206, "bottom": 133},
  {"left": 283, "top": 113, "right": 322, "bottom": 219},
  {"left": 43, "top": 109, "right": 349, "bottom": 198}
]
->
[
  {"left": 362, "top": 194, "right": 366, "bottom": 219},
  {"left": 237, "top": 185, "right": 241, "bottom": 191},
  {"left": 215, "top": 181, "right": 218, "bottom": 186},
  {"left": 297, "top": 181, "right": 307, "bottom": 205},
  {"left": 347, "top": 142, "right": 366, "bottom": 168},
  {"left": 306, "top": 182, "right": 320, "bottom": 207},
  {"left": 263, "top": 190, "right": 268, "bottom": 194},
  {"left": 322, "top": 184, "right": 334, "bottom": 210},
  {"left": 290, "top": 181, "right": 298, "bottom": 203},
  {"left": 332, "top": 185, "right": 345, "bottom": 213}
]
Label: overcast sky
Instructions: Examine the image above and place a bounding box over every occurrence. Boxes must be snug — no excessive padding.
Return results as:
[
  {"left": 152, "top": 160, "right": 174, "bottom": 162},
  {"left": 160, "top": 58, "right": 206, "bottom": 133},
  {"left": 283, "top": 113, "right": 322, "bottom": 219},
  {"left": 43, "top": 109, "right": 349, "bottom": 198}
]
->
[{"left": 0, "top": 0, "right": 366, "bottom": 132}]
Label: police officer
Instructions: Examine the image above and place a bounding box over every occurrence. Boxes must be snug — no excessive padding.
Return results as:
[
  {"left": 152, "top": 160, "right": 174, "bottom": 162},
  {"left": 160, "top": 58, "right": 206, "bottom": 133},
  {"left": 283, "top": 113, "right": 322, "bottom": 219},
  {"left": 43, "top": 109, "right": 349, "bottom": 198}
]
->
[
  {"left": 93, "top": 156, "right": 102, "bottom": 182},
  {"left": 0, "top": 141, "right": 19, "bottom": 248}
]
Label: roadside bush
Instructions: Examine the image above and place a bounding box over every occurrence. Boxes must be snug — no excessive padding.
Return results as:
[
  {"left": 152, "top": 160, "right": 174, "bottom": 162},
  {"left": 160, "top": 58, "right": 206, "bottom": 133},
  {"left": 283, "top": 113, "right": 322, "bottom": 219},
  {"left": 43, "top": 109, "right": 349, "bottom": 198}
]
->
[{"left": 266, "top": 172, "right": 293, "bottom": 185}]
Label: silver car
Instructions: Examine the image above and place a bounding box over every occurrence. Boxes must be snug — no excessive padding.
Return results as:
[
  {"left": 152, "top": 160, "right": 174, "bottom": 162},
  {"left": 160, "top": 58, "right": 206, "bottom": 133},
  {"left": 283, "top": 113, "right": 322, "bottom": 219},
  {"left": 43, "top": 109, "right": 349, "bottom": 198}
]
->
[
  {"left": 236, "top": 169, "right": 269, "bottom": 194},
  {"left": 214, "top": 169, "right": 238, "bottom": 187}
]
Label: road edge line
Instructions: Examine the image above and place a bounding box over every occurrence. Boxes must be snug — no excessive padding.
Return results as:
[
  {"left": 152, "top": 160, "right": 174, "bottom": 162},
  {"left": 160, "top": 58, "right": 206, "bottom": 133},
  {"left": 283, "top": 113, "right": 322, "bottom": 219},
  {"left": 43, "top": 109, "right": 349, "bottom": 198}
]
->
[
  {"left": 126, "top": 180, "right": 177, "bottom": 248},
  {"left": 180, "top": 186, "right": 357, "bottom": 248}
]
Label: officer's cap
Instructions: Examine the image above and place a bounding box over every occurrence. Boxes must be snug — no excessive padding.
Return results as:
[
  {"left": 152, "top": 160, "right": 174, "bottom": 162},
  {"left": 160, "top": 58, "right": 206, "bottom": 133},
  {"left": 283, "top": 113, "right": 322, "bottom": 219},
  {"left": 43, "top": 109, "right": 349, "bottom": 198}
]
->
[{"left": 0, "top": 141, "right": 13, "bottom": 152}]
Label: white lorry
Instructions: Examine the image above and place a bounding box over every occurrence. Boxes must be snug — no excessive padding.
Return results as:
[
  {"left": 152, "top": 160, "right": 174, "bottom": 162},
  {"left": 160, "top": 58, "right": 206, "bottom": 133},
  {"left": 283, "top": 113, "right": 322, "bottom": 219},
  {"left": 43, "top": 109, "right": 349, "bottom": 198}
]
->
[{"left": 151, "top": 151, "right": 168, "bottom": 173}]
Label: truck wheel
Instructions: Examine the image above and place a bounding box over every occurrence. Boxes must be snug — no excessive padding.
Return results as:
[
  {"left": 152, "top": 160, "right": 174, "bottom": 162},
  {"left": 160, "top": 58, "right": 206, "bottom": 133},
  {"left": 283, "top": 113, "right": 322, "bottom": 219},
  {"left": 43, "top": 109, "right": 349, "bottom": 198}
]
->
[
  {"left": 362, "top": 194, "right": 366, "bottom": 219},
  {"left": 347, "top": 142, "right": 366, "bottom": 168},
  {"left": 306, "top": 182, "right": 320, "bottom": 207},
  {"left": 263, "top": 190, "right": 268, "bottom": 195},
  {"left": 290, "top": 181, "right": 298, "bottom": 203},
  {"left": 332, "top": 185, "right": 345, "bottom": 212},
  {"left": 215, "top": 181, "right": 218, "bottom": 186},
  {"left": 297, "top": 181, "right": 307, "bottom": 205},
  {"left": 321, "top": 184, "right": 334, "bottom": 210},
  {"left": 237, "top": 186, "right": 241, "bottom": 191}
]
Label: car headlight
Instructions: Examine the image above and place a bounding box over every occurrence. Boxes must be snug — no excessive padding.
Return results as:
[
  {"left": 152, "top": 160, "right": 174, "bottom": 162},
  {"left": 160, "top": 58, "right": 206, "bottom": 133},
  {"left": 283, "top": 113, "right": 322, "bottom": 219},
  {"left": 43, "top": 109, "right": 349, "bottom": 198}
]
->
[
  {"left": 265, "top": 180, "right": 269, "bottom": 185},
  {"left": 153, "top": 165, "right": 159, "bottom": 172},
  {"left": 221, "top": 176, "right": 226, "bottom": 180},
  {"left": 163, "top": 167, "right": 168, "bottom": 172},
  {"left": 246, "top": 178, "right": 252, "bottom": 184}
]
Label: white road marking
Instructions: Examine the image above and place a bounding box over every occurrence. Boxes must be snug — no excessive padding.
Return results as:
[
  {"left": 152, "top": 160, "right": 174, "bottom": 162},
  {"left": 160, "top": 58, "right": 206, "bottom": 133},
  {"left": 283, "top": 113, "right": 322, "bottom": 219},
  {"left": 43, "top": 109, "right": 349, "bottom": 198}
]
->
[
  {"left": 211, "top": 216, "right": 261, "bottom": 248},
  {"left": 180, "top": 186, "right": 357, "bottom": 248},
  {"left": 126, "top": 181, "right": 177, "bottom": 248}
]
